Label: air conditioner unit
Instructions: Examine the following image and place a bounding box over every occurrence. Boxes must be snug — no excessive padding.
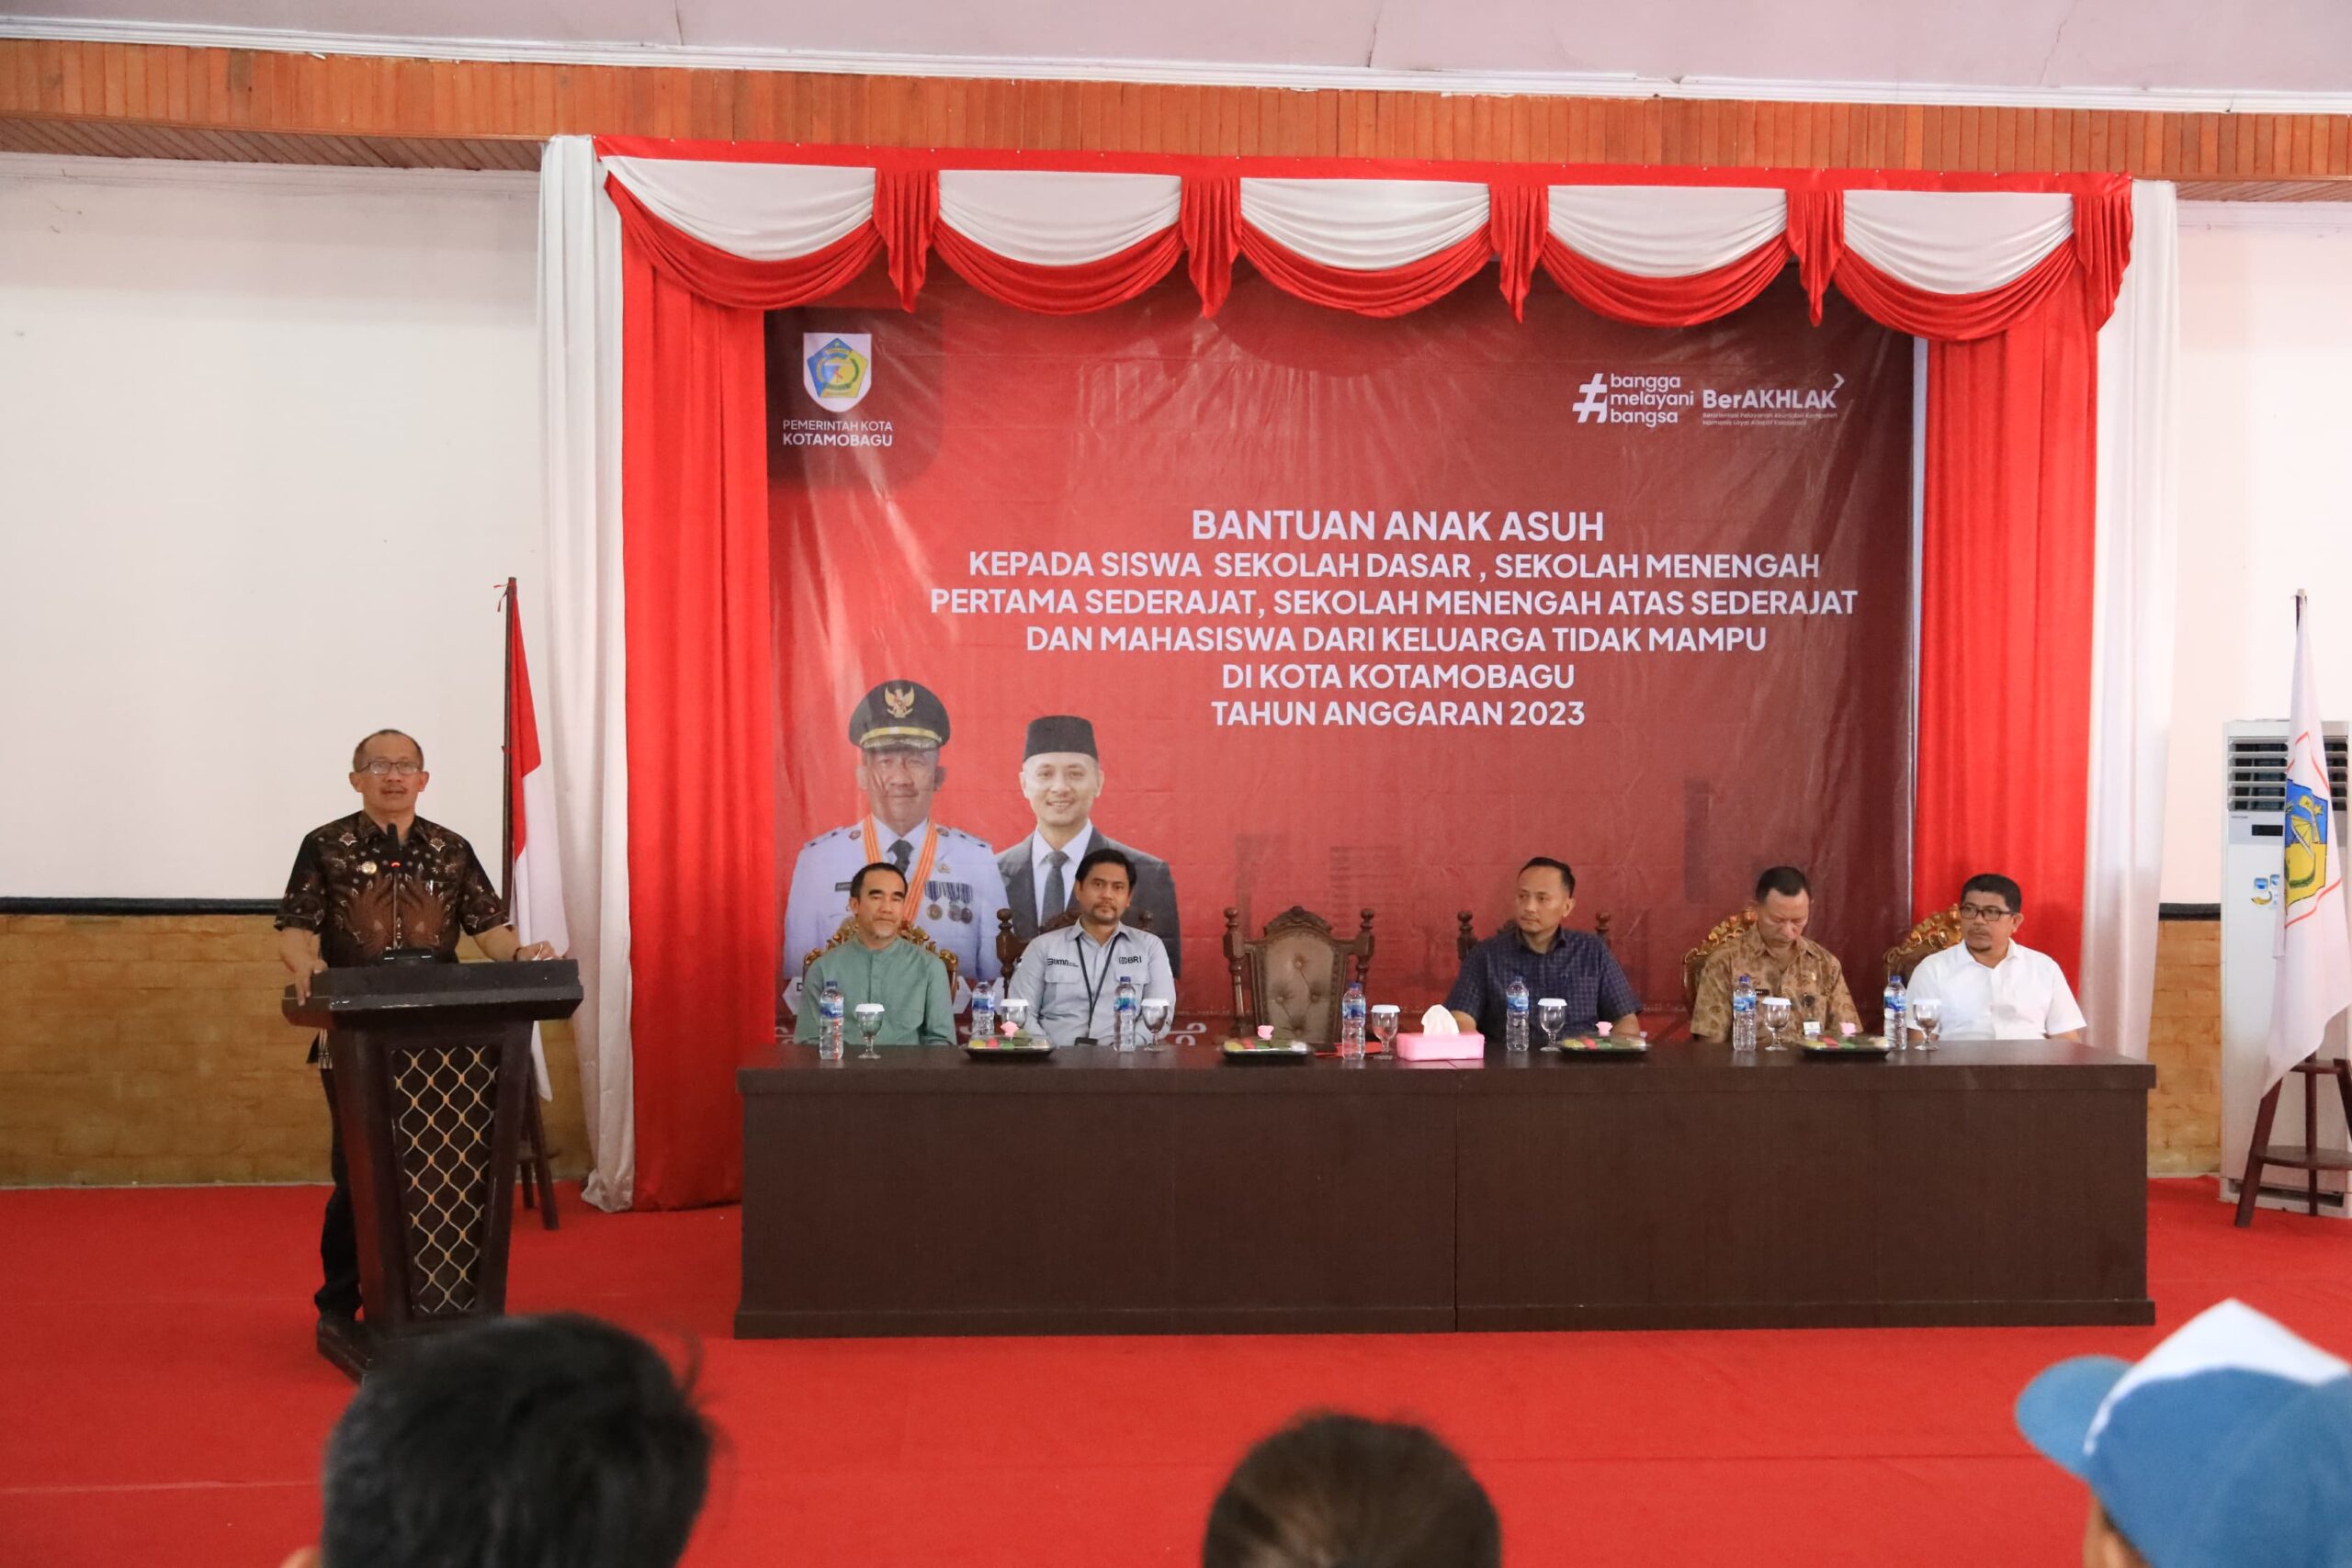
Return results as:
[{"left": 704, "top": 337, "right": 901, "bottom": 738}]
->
[{"left": 2221, "top": 720, "right": 2352, "bottom": 1217}]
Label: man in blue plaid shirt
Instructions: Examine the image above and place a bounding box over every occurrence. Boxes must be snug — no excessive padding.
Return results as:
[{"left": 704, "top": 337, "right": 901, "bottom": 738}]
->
[{"left": 1446, "top": 857, "right": 1642, "bottom": 1038}]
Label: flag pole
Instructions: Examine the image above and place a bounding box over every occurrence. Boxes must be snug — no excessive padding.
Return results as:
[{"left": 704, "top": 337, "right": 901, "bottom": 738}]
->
[{"left": 501, "top": 577, "right": 517, "bottom": 908}]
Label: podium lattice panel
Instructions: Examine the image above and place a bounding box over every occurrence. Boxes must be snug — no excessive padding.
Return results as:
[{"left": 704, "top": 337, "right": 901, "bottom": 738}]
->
[{"left": 390, "top": 1043, "right": 497, "bottom": 1318}]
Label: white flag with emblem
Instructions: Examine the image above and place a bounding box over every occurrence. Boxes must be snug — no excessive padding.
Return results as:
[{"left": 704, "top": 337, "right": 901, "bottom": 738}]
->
[{"left": 2266, "top": 592, "right": 2352, "bottom": 1094}]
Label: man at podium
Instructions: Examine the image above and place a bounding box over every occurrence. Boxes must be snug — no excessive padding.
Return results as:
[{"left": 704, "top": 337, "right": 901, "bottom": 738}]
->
[{"left": 273, "top": 728, "right": 555, "bottom": 1337}]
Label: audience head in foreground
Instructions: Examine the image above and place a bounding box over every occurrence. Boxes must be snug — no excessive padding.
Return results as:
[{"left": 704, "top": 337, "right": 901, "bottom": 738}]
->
[
  {"left": 2016, "top": 1298, "right": 2352, "bottom": 1568},
  {"left": 287, "top": 1313, "right": 712, "bottom": 1568},
  {"left": 1203, "top": 1411, "right": 1499, "bottom": 1568}
]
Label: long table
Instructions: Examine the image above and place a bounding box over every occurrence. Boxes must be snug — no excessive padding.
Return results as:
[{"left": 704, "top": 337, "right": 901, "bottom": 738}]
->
[{"left": 736, "top": 1039, "right": 2154, "bottom": 1337}]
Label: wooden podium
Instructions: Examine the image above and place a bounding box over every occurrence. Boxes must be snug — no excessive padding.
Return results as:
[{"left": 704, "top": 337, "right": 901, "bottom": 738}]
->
[{"left": 285, "top": 960, "right": 582, "bottom": 1378}]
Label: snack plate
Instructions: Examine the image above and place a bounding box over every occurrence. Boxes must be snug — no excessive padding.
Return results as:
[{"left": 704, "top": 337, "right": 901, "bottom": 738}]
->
[
  {"left": 1546, "top": 1035, "right": 1649, "bottom": 1055},
  {"left": 1800, "top": 1034, "right": 1893, "bottom": 1056},
  {"left": 1221, "top": 1039, "right": 1314, "bottom": 1062},
  {"left": 966, "top": 1035, "right": 1055, "bottom": 1058}
]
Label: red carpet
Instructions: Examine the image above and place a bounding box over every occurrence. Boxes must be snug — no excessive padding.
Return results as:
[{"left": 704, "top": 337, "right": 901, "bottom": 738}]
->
[{"left": 2, "top": 1179, "right": 2347, "bottom": 1566}]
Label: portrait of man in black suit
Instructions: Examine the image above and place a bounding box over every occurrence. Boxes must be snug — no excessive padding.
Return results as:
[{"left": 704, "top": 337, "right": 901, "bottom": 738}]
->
[{"left": 995, "top": 715, "right": 1181, "bottom": 975}]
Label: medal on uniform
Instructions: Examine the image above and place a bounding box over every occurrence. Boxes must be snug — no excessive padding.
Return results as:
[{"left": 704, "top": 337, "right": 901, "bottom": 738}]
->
[
  {"left": 862, "top": 821, "right": 940, "bottom": 926},
  {"left": 929, "top": 901, "right": 944, "bottom": 919}
]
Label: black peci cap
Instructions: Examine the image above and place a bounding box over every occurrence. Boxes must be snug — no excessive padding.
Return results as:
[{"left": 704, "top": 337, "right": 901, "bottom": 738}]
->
[{"left": 1023, "top": 715, "right": 1097, "bottom": 760}]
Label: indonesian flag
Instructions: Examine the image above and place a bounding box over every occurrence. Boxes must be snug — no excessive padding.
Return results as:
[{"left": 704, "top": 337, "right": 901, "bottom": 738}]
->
[
  {"left": 2266, "top": 592, "right": 2352, "bottom": 1095},
  {"left": 508, "top": 584, "right": 571, "bottom": 1100}
]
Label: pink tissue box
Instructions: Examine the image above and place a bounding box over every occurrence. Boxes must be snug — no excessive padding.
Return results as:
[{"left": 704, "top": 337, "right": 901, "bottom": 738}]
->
[{"left": 1395, "top": 1032, "right": 1485, "bottom": 1062}]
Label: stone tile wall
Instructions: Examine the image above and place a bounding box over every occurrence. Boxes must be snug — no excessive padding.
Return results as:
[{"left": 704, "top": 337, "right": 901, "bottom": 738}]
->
[
  {"left": 2145, "top": 915, "right": 2222, "bottom": 1175},
  {"left": 0, "top": 914, "right": 592, "bottom": 1185}
]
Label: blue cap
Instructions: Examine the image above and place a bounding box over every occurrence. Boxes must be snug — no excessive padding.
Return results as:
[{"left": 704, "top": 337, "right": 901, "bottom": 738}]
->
[{"left": 2015, "top": 1300, "right": 2352, "bottom": 1567}]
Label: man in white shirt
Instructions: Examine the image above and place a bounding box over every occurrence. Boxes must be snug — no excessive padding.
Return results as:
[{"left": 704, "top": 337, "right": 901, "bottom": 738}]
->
[
  {"left": 1006, "top": 848, "right": 1176, "bottom": 1047},
  {"left": 1906, "top": 873, "right": 2086, "bottom": 1042}
]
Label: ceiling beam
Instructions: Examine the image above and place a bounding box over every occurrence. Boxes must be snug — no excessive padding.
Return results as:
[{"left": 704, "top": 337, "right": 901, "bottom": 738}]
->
[{"left": 1, "top": 39, "right": 2346, "bottom": 186}]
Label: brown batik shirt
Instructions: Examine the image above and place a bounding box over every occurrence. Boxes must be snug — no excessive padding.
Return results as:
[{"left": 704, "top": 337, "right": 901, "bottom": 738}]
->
[
  {"left": 1690, "top": 926, "right": 1862, "bottom": 1041},
  {"left": 276, "top": 810, "right": 507, "bottom": 969}
]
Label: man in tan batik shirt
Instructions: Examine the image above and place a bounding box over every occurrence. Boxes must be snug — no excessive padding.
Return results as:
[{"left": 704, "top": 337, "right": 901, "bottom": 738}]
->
[{"left": 1690, "top": 865, "right": 1862, "bottom": 1041}]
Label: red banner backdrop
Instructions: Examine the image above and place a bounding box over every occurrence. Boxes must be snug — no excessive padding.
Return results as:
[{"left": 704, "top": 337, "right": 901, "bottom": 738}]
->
[
  {"left": 768, "top": 269, "right": 1913, "bottom": 1024},
  {"left": 602, "top": 146, "right": 2124, "bottom": 1207}
]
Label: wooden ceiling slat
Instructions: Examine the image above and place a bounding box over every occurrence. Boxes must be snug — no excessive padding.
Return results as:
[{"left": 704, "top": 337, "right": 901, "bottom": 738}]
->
[{"left": 0, "top": 36, "right": 2344, "bottom": 194}]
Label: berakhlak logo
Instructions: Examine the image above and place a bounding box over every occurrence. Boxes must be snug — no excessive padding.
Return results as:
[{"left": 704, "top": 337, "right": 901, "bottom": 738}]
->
[
  {"left": 802, "top": 333, "right": 873, "bottom": 412},
  {"left": 1572, "top": 373, "right": 1610, "bottom": 423}
]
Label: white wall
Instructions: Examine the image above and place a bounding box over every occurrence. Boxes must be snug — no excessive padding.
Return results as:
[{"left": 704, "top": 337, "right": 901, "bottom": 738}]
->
[
  {"left": 2162, "top": 204, "right": 2352, "bottom": 903},
  {"left": 0, "top": 154, "right": 542, "bottom": 899}
]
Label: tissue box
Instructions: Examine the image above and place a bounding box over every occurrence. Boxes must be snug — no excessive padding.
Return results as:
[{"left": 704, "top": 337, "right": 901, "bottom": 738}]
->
[{"left": 1395, "top": 1032, "right": 1485, "bottom": 1062}]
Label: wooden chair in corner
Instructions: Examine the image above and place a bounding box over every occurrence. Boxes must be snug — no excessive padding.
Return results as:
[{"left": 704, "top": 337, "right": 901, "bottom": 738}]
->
[
  {"left": 517, "top": 1092, "right": 560, "bottom": 1231},
  {"left": 1226, "top": 906, "right": 1374, "bottom": 1045}
]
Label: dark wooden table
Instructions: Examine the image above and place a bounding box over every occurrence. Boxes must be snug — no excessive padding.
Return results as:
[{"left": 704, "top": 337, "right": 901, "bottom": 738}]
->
[{"left": 737, "top": 1039, "right": 2154, "bottom": 1337}]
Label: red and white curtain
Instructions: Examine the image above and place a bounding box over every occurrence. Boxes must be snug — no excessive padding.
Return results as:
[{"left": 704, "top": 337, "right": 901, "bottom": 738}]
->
[{"left": 540, "top": 136, "right": 2177, "bottom": 1211}]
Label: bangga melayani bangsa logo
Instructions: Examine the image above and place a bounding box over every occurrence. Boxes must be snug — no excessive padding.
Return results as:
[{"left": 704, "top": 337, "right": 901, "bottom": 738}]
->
[{"left": 802, "top": 333, "right": 873, "bottom": 412}]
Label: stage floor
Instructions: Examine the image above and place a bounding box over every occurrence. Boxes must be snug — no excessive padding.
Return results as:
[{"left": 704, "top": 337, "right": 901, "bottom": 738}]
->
[{"left": 0, "top": 1179, "right": 2344, "bottom": 1567}]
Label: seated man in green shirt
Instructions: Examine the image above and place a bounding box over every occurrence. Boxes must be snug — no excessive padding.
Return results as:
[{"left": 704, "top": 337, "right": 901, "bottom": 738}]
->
[{"left": 794, "top": 862, "right": 956, "bottom": 1046}]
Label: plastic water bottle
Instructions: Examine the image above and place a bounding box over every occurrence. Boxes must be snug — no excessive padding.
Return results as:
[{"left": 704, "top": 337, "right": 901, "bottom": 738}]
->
[
  {"left": 1883, "top": 972, "right": 1907, "bottom": 1050},
  {"left": 1731, "top": 974, "right": 1758, "bottom": 1052},
  {"left": 969, "top": 980, "right": 996, "bottom": 1045},
  {"left": 1505, "top": 977, "right": 1530, "bottom": 1053},
  {"left": 1114, "top": 976, "right": 1139, "bottom": 1052},
  {"left": 819, "top": 977, "right": 845, "bottom": 1061},
  {"left": 1340, "top": 980, "right": 1368, "bottom": 1060}
]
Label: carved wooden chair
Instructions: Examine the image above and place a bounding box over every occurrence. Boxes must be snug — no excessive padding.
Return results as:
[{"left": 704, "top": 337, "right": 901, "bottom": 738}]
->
[
  {"left": 1680, "top": 908, "right": 1756, "bottom": 1011},
  {"left": 995, "top": 905, "right": 1152, "bottom": 976},
  {"left": 804, "top": 918, "right": 961, "bottom": 986},
  {"left": 1883, "top": 906, "right": 1963, "bottom": 987},
  {"left": 1454, "top": 910, "right": 1612, "bottom": 962},
  {"left": 1225, "top": 906, "right": 1374, "bottom": 1044}
]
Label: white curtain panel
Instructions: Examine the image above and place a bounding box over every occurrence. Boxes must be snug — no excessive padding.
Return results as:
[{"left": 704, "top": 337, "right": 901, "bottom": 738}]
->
[
  {"left": 1238, "top": 176, "right": 1490, "bottom": 269},
  {"left": 538, "top": 137, "right": 637, "bottom": 1211},
  {"left": 2083, "top": 180, "right": 2180, "bottom": 1064},
  {"left": 1546, "top": 185, "right": 1787, "bottom": 276},
  {"left": 937, "top": 169, "right": 1182, "bottom": 265},
  {"left": 602, "top": 156, "right": 876, "bottom": 261},
  {"left": 1844, "top": 189, "right": 2074, "bottom": 292}
]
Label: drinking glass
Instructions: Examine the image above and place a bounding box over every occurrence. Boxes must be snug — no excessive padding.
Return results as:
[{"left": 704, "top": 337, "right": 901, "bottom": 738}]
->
[
  {"left": 854, "top": 1002, "right": 885, "bottom": 1060},
  {"left": 1371, "top": 1005, "right": 1400, "bottom": 1060},
  {"left": 1000, "top": 997, "right": 1031, "bottom": 1039},
  {"left": 1910, "top": 997, "right": 1943, "bottom": 1052},
  {"left": 1139, "top": 997, "right": 1172, "bottom": 1052},
  {"left": 1536, "top": 997, "right": 1567, "bottom": 1052},
  {"left": 1759, "top": 996, "right": 1794, "bottom": 1053}
]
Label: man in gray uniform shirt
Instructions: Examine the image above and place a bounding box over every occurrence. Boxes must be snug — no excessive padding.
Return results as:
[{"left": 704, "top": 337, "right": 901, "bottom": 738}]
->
[{"left": 1006, "top": 847, "right": 1175, "bottom": 1046}]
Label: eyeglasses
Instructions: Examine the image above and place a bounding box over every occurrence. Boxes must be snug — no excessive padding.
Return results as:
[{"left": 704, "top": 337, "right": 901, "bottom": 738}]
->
[
  {"left": 358, "top": 760, "right": 423, "bottom": 777},
  {"left": 1959, "top": 903, "right": 2016, "bottom": 921}
]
